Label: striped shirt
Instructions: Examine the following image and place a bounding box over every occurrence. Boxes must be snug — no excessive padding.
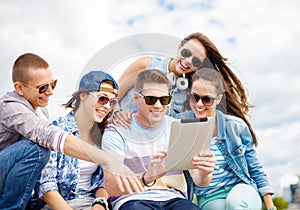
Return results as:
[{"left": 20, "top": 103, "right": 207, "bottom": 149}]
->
[{"left": 194, "top": 137, "right": 241, "bottom": 195}]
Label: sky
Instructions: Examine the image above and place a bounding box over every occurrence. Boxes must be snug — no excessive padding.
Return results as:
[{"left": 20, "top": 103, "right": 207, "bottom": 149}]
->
[{"left": 1, "top": 0, "right": 299, "bottom": 198}]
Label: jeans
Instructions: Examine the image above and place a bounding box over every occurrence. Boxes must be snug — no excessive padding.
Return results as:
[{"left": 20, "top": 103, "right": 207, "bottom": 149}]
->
[
  {"left": 197, "top": 183, "right": 262, "bottom": 210},
  {"left": 0, "top": 139, "right": 50, "bottom": 210},
  {"left": 119, "top": 197, "right": 200, "bottom": 210}
]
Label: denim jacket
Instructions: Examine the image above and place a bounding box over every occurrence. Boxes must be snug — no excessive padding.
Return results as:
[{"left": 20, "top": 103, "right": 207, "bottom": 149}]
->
[
  {"left": 38, "top": 111, "right": 105, "bottom": 200},
  {"left": 177, "top": 110, "right": 274, "bottom": 197}
]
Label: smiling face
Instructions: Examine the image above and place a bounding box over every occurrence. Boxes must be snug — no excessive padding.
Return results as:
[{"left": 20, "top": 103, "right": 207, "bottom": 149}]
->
[
  {"left": 134, "top": 83, "right": 170, "bottom": 128},
  {"left": 81, "top": 81, "right": 116, "bottom": 124},
  {"left": 173, "top": 39, "right": 207, "bottom": 76},
  {"left": 190, "top": 78, "right": 222, "bottom": 119},
  {"left": 16, "top": 67, "right": 55, "bottom": 110}
]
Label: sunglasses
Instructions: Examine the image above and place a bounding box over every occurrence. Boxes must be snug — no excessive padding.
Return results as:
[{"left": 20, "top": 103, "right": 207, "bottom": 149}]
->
[
  {"left": 20, "top": 79, "right": 57, "bottom": 94},
  {"left": 189, "top": 93, "right": 217, "bottom": 106},
  {"left": 180, "top": 48, "right": 202, "bottom": 68},
  {"left": 138, "top": 92, "right": 172, "bottom": 105},
  {"left": 89, "top": 92, "right": 118, "bottom": 108}
]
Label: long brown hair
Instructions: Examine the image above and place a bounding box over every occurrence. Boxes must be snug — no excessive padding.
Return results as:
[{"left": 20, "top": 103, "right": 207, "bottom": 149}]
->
[{"left": 183, "top": 33, "right": 257, "bottom": 146}]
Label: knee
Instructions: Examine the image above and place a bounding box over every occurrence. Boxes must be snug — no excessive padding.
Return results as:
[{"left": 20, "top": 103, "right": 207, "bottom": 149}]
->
[{"left": 22, "top": 139, "right": 50, "bottom": 166}]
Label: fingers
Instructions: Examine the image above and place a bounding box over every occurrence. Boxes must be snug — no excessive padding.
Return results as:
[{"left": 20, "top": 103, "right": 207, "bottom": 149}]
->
[
  {"left": 192, "top": 153, "right": 216, "bottom": 173},
  {"left": 115, "top": 176, "right": 125, "bottom": 193},
  {"left": 116, "top": 175, "right": 143, "bottom": 194},
  {"left": 152, "top": 150, "right": 167, "bottom": 159},
  {"left": 113, "top": 110, "right": 132, "bottom": 128}
]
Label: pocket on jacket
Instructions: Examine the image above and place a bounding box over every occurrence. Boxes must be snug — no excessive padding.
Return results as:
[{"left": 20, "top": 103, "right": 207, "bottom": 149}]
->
[{"left": 231, "top": 144, "right": 246, "bottom": 157}]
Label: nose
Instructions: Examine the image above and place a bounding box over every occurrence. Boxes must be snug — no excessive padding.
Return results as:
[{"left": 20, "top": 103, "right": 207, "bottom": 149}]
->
[
  {"left": 45, "top": 85, "right": 54, "bottom": 95},
  {"left": 103, "top": 101, "right": 112, "bottom": 109},
  {"left": 153, "top": 99, "right": 163, "bottom": 107},
  {"left": 196, "top": 98, "right": 204, "bottom": 106}
]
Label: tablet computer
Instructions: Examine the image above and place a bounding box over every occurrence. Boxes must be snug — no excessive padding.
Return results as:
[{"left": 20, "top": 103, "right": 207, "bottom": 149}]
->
[{"left": 165, "top": 117, "right": 214, "bottom": 172}]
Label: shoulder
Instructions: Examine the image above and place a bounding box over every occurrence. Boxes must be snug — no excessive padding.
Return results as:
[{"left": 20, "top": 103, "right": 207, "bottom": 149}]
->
[
  {"left": 52, "top": 110, "right": 78, "bottom": 133},
  {"left": 147, "top": 55, "right": 170, "bottom": 72},
  {"left": 218, "top": 111, "right": 249, "bottom": 132}
]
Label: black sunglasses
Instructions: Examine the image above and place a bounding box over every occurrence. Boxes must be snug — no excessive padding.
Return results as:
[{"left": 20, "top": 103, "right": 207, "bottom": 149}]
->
[
  {"left": 89, "top": 93, "right": 118, "bottom": 108},
  {"left": 180, "top": 48, "right": 202, "bottom": 68},
  {"left": 20, "top": 79, "right": 57, "bottom": 94},
  {"left": 138, "top": 92, "right": 172, "bottom": 105},
  {"left": 189, "top": 93, "right": 217, "bottom": 106}
]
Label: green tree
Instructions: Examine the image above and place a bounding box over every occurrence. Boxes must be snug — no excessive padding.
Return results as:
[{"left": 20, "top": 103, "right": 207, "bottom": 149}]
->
[{"left": 262, "top": 197, "right": 289, "bottom": 210}]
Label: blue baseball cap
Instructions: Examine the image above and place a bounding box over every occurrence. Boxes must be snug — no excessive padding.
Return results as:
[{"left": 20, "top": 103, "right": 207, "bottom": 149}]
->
[{"left": 78, "top": 71, "right": 119, "bottom": 95}]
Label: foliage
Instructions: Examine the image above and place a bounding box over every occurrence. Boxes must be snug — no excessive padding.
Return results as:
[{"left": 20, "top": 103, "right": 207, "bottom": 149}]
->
[{"left": 262, "top": 197, "right": 289, "bottom": 210}]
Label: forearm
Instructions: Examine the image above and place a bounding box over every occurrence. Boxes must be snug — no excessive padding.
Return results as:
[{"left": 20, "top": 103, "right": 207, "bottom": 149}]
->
[
  {"left": 263, "top": 193, "right": 275, "bottom": 209},
  {"left": 42, "top": 190, "right": 72, "bottom": 210},
  {"left": 117, "top": 56, "right": 149, "bottom": 100},
  {"left": 95, "top": 187, "right": 109, "bottom": 199},
  {"left": 63, "top": 134, "right": 110, "bottom": 166}
]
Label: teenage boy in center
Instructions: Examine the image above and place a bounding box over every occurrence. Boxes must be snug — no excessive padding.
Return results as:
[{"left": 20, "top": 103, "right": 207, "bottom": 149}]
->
[{"left": 102, "top": 69, "right": 216, "bottom": 210}]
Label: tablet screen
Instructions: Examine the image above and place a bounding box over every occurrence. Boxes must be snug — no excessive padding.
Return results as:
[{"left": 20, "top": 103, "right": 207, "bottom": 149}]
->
[{"left": 165, "top": 117, "right": 214, "bottom": 172}]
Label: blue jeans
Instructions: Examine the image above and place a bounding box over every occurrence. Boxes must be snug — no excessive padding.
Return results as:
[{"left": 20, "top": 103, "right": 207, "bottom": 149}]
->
[
  {"left": 119, "top": 197, "right": 200, "bottom": 210},
  {"left": 0, "top": 139, "right": 50, "bottom": 210}
]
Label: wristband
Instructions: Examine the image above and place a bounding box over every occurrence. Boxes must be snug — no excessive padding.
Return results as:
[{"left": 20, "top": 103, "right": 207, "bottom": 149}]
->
[
  {"left": 142, "top": 172, "right": 156, "bottom": 187},
  {"left": 92, "top": 197, "right": 108, "bottom": 209}
]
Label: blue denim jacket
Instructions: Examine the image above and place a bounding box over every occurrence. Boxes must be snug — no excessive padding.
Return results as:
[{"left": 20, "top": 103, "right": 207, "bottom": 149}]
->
[
  {"left": 177, "top": 110, "right": 274, "bottom": 197},
  {"left": 38, "top": 111, "right": 105, "bottom": 200}
]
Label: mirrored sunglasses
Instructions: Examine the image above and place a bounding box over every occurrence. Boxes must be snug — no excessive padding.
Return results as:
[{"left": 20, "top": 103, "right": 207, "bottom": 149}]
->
[
  {"left": 189, "top": 93, "right": 217, "bottom": 106},
  {"left": 89, "top": 93, "right": 118, "bottom": 108},
  {"left": 180, "top": 48, "right": 202, "bottom": 68},
  {"left": 20, "top": 79, "right": 57, "bottom": 94},
  {"left": 138, "top": 92, "right": 172, "bottom": 105}
]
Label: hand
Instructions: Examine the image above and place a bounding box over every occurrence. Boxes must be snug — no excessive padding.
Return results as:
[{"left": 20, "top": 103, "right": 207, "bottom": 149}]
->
[
  {"left": 192, "top": 151, "right": 215, "bottom": 176},
  {"left": 144, "top": 150, "right": 167, "bottom": 183},
  {"left": 113, "top": 109, "right": 132, "bottom": 129},
  {"left": 189, "top": 151, "right": 216, "bottom": 186},
  {"left": 103, "top": 156, "right": 143, "bottom": 194}
]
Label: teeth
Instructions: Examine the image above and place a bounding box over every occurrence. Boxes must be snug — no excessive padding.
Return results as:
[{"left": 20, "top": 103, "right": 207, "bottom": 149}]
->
[
  {"left": 180, "top": 61, "right": 189, "bottom": 69},
  {"left": 96, "top": 109, "right": 106, "bottom": 115}
]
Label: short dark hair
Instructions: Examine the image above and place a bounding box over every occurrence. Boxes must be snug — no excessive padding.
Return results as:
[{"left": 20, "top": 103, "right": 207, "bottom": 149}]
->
[{"left": 12, "top": 53, "right": 49, "bottom": 83}]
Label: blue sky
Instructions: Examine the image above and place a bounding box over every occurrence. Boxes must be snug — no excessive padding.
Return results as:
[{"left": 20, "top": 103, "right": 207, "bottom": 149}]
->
[{"left": 1, "top": 0, "right": 299, "bottom": 198}]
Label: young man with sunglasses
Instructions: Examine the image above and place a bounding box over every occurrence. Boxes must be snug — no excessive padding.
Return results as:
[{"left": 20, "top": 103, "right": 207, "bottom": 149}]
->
[
  {"left": 102, "top": 69, "right": 215, "bottom": 210},
  {"left": 0, "top": 53, "right": 142, "bottom": 209}
]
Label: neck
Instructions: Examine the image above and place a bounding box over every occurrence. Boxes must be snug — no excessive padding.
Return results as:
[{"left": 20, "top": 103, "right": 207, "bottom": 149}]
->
[
  {"left": 135, "top": 112, "right": 163, "bottom": 128},
  {"left": 168, "top": 58, "right": 182, "bottom": 77},
  {"left": 74, "top": 107, "right": 94, "bottom": 143}
]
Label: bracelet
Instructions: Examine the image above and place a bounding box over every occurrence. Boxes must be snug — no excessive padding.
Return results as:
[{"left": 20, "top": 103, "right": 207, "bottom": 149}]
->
[
  {"left": 92, "top": 197, "right": 109, "bottom": 209},
  {"left": 142, "top": 172, "right": 156, "bottom": 187}
]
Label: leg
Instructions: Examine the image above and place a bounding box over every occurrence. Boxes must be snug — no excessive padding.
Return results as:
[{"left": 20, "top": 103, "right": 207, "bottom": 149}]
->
[
  {"left": 201, "top": 199, "right": 226, "bottom": 210},
  {"left": 0, "top": 139, "right": 50, "bottom": 209},
  {"left": 164, "top": 198, "right": 200, "bottom": 210},
  {"left": 226, "top": 183, "right": 262, "bottom": 210},
  {"left": 119, "top": 199, "right": 158, "bottom": 210}
]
